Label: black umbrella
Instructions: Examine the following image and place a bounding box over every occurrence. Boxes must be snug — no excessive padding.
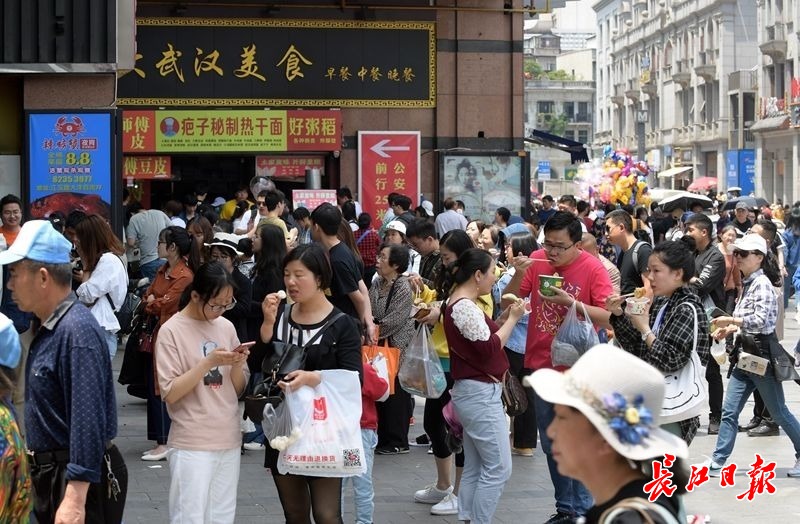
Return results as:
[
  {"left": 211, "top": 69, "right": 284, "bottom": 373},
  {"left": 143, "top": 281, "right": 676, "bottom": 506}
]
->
[
  {"left": 659, "top": 191, "right": 713, "bottom": 213},
  {"left": 722, "top": 196, "right": 769, "bottom": 211}
]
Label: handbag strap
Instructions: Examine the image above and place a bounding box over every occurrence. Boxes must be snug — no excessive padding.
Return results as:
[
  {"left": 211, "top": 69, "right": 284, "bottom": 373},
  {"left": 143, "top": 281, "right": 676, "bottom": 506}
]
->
[
  {"left": 444, "top": 300, "right": 504, "bottom": 383},
  {"left": 280, "top": 304, "right": 345, "bottom": 349},
  {"left": 356, "top": 229, "right": 371, "bottom": 245},
  {"left": 103, "top": 253, "right": 128, "bottom": 312},
  {"left": 682, "top": 301, "right": 699, "bottom": 358}
]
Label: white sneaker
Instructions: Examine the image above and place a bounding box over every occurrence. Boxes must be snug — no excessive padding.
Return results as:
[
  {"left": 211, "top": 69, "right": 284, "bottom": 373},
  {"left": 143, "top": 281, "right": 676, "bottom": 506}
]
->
[
  {"left": 693, "top": 457, "right": 723, "bottom": 478},
  {"left": 243, "top": 442, "right": 265, "bottom": 451},
  {"left": 413, "top": 484, "right": 453, "bottom": 504},
  {"left": 431, "top": 493, "right": 459, "bottom": 515}
]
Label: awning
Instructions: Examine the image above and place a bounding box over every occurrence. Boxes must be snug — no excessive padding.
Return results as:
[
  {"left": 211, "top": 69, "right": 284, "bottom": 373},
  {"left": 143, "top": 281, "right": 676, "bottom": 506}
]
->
[
  {"left": 750, "top": 115, "right": 790, "bottom": 132},
  {"left": 657, "top": 166, "right": 693, "bottom": 178},
  {"left": 525, "top": 130, "right": 589, "bottom": 164}
]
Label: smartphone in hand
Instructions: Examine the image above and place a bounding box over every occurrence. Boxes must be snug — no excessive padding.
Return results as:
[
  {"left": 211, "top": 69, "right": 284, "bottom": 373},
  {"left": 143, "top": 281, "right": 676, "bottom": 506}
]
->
[{"left": 233, "top": 341, "right": 256, "bottom": 353}]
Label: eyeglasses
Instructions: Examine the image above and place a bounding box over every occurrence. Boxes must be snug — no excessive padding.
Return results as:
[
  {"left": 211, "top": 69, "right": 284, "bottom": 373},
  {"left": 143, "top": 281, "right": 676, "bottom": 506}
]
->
[
  {"left": 733, "top": 250, "right": 757, "bottom": 258},
  {"left": 157, "top": 240, "right": 166, "bottom": 245},
  {"left": 542, "top": 242, "right": 577, "bottom": 254},
  {"left": 604, "top": 223, "right": 620, "bottom": 234},
  {"left": 207, "top": 298, "right": 237, "bottom": 312}
]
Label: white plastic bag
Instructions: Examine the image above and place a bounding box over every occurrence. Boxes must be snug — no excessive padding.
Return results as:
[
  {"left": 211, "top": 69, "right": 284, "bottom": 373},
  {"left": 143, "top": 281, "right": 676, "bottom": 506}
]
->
[
  {"left": 370, "top": 354, "right": 391, "bottom": 402},
  {"left": 277, "top": 369, "right": 365, "bottom": 477},
  {"left": 551, "top": 301, "right": 599, "bottom": 367},
  {"left": 398, "top": 325, "right": 447, "bottom": 399}
]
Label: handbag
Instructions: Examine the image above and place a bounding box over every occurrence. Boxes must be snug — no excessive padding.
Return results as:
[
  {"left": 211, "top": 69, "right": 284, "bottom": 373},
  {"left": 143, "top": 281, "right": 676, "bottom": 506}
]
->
[
  {"left": 363, "top": 338, "right": 400, "bottom": 394},
  {"left": 107, "top": 292, "right": 143, "bottom": 336},
  {"left": 447, "top": 346, "right": 528, "bottom": 417},
  {"left": 244, "top": 305, "right": 344, "bottom": 422},
  {"left": 660, "top": 302, "right": 708, "bottom": 425},
  {"left": 137, "top": 315, "right": 158, "bottom": 354}
]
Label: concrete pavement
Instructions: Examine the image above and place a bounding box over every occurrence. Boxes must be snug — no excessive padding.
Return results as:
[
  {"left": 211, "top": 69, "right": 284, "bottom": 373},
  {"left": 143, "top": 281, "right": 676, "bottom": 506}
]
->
[{"left": 116, "top": 310, "right": 800, "bottom": 523}]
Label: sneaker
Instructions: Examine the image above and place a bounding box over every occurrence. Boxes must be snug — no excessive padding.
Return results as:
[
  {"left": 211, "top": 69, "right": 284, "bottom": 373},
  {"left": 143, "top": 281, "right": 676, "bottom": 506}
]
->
[
  {"left": 694, "top": 458, "right": 723, "bottom": 478},
  {"left": 787, "top": 457, "right": 800, "bottom": 477},
  {"left": 243, "top": 441, "right": 265, "bottom": 451},
  {"left": 375, "top": 446, "right": 410, "bottom": 455},
  {"left": 427, "top": 445, "right": 434, "bottom": 454},
  {"left": 431, "top": 492, "right": 459, "bottom": 515},
  {"left": 414, "top": 483, "right": 453, "bottom": 504},
  {"left": 511, "top": 446, "right": 534, "bottom": 457},
  {"left": 544, "top": 511, "right": 575, "bottom": 524},
  {"left": 410, "top": 434, "right": 430, "bottom": 446}
]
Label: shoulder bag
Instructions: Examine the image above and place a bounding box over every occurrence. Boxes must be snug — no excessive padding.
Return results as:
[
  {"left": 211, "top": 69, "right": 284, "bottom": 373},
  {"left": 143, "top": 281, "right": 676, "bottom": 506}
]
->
[
  {"left": 244, "top": 305, "right": 344, "bottom": 422},
  {"left": 105, "top": 254, "right": 143, "bottom": 335},
  {"left": 445, "top": 299, "right": 528, "bottom": 417},
  {"left": 599, "top": 497, "right": 680, "bottom": 524},
  {"left": 660, "top": 302, "right": 707, "bottom": 425}
]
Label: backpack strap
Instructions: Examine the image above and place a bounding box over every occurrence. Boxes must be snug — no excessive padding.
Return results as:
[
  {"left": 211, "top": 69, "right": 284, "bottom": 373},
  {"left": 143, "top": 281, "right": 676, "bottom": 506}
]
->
[
  {"left": 599, "top": 497, "right": 680, "bottom": 524},
  {"left": 356, "top": 229, "right": 371, "bottom": 245},
  {"left": 632, "top": 240, "right": 644, "bottom": 269}
]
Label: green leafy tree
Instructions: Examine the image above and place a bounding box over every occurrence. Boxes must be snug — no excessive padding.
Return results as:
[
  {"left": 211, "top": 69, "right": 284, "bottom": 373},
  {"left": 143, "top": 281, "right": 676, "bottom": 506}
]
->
[{"left": 545, "top": 113, "right": 569, "bottom": 136}]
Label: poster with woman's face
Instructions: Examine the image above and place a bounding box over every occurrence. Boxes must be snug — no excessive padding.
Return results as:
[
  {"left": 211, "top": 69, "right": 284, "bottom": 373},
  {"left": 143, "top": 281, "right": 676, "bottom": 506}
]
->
[{"left": 440, "top": 153, "right": 528, "bottom": 223}]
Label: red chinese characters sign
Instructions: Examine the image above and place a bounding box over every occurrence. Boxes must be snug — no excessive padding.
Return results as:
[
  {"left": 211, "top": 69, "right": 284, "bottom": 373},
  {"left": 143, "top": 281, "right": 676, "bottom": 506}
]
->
[
  {"left": 256, "top": 156, "right": 324, "bottom": 178},
  {"left": 121, "top": 109, "right": 341, "bottom": 153},
  {"left": 123, "top": 156, "right": 172, "bottom": 179},
  {"left": 292, "top": 189, "right": 337, "bottom": 211},
  {"left": 358, "top": 131, "right": 420, "bottom": 226}
]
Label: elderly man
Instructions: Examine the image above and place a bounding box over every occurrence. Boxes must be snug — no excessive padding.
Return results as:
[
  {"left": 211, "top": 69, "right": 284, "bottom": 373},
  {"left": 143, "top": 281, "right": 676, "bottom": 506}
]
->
[{"left": 0, "top": 220, "right": 127, "bottom": 523}]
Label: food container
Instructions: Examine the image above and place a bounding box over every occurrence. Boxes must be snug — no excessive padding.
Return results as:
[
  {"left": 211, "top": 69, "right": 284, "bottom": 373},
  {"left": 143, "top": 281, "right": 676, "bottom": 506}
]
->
[
  {"left": 539, "top": 275, "right": 564, "bottom": 296},
  {"left": 625, "top": 297, "right": 650, "bottom": 315}
]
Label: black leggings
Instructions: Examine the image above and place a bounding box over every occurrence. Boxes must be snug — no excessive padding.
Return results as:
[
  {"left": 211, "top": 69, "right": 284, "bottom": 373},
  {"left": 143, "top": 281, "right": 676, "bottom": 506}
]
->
[
  {"left": 273, "top": 474, "right": 343, "bottom": 524},
  {"left": 423, "top": 371, "right": 465, "bottom": 468}
]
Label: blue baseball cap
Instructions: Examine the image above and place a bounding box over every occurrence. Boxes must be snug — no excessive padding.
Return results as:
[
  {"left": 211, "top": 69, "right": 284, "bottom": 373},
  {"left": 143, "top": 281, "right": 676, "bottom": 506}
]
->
[
  {"left": 0, "top": 220, "right": 72, "bottom": 265},
  {"left": 0, "top": 313, "right": 21, "bottom": 368}
]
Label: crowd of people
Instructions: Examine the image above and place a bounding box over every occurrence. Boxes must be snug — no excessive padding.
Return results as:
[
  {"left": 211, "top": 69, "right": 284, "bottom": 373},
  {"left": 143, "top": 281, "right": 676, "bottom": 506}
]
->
[{"left": 2, "top": 183, "right": 800, "bottom": 524}]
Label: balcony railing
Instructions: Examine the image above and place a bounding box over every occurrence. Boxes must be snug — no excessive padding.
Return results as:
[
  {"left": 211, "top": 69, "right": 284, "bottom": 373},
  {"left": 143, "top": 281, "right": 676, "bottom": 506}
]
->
[
  {"left": 729, "top": 70, "right": 758, "bottom": 91},
  {"left": 575, "top": 113, "right": 590, "bottom": 122},
  {"left": 766, "top": 23, "right": 786, "bottom": 42}
]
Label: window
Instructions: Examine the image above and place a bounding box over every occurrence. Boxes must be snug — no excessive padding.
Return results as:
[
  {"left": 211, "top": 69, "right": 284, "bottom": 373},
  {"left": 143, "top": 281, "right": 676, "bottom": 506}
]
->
[
  {"left": 577, "top": 102, "right": 589, "bottom": 121},
  {"left": 538, "top": 101, "right": 555, "bottom": 114},
  {"left": 578, "top": 130, "right": 588, "bottom": 143},
  {"left": 564, "top": 130, "right": 575, "bottom": 141},
  {"left": 563, "top": 102, "right": 575, "bottom": 120}
]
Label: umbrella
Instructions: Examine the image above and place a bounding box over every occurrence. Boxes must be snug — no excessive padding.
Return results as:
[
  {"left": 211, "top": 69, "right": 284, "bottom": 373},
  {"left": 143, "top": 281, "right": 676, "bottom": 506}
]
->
[
  {"left": 722, "top": 196, "right": 770, "bottom": 211},
  {"left": 686, "top": 177, "right": 718, "bottom": 192},
  {"left": 659, "top": 191, "right": 713, "bottom": 213}
]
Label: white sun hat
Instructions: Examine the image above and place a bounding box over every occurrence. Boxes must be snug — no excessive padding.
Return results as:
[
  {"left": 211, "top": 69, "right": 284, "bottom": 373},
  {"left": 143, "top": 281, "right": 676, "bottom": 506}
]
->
[{"left": 524, "top": 344, "right": 689, "bottom": 461}]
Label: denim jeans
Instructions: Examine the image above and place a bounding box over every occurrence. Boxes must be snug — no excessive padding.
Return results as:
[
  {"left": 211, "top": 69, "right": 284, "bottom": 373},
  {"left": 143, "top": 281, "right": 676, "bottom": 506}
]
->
[
  {"left": 451, "top": 379, "right": 512, "bottom": 524},
  {"left": 712, "top": 368, "right": 800, "bottom": 465},
  {"left": 342, "top": 429, "right": 378, "bottom": 524},
  {"left": 533, "top": 390, "right": 594, "bottom": 516},
  {"left": 104, "top": 330, "right": 119, "bottom": 360},
  {"left": 140, "top": 258, "right": 166, "bottom": 282},
  {"left": 784, "top": 264, "right": 797, "bottom": 308}
]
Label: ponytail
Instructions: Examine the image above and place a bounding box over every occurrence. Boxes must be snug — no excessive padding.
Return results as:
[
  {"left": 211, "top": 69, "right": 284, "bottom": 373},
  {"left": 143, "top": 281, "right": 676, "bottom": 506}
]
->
[{"left": 438, "top": 248, "right": 494, "bottom": 306}]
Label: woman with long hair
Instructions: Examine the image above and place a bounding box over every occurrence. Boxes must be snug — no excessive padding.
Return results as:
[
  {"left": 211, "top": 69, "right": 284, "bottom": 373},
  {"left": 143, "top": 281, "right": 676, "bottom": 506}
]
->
[
  {"left": 156, "top": 262, "right": 251, "bottom": 523},
  {"left": 606, "top": 237, "right": 711, "bottom": 444},
  {"left": 493, "top": 230, "right": 538, "bottom": 457},
  {"left": 441, "top": 248, "right": 524, "bottom": 523},
  {"left": 703, "top": 233, "right": 800, "bottom": 477},
  {"left": 337, "top": 218, "right": 364, "bottom": 275},
  {"left": 369, "top": 243, "right": 416, "bottom": 455},
  {"left": 259, "top": 243, "right": 362, "bottom": 524},
  {"left": 242, "top": 224, "right": 287, "bottom": 451},
  {"left": 73, "top": 214, "right": 128, "bottom": 358},
  {"left": 141, "top": 226, "right": 202, "bottom": 461},
  {"left": 465, "top": 220, "right": 486, "bottom": 248},
  {"left": 413, "top": 228, "right": 489, "bottom": 516},
  {"left": 188, "top": 216, "right": 214, "bottom": 263}
]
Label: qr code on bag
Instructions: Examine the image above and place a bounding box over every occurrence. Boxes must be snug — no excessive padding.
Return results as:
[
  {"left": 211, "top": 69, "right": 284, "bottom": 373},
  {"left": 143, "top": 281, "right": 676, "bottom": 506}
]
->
[{"left": 343, "top": 448, "right": 362, "bottom": 468}]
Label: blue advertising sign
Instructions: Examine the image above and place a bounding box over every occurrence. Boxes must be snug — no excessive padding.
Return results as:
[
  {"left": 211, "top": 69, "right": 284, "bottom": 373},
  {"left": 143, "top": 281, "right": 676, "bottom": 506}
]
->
[
  {"left": 725, "top": 150, "right": 738, "bottom": 190},
  {"left": 739, "top": 149, "right": 755, "bottom": 196},
  {"left": 538, "top": 160, "right": 551, "bottom": 181},
  {"left": 27, "top": 112, "right": 114, "bottom": 220}
]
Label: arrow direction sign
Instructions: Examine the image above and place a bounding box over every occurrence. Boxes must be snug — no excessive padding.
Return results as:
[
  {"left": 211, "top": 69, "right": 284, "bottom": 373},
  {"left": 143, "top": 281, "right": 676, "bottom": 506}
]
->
[
  {"left": 370, "top": 139, "right": 412, "bottom": 158},
  {"left": 358, "top": 131, "right": 421, "bottom": 226}
]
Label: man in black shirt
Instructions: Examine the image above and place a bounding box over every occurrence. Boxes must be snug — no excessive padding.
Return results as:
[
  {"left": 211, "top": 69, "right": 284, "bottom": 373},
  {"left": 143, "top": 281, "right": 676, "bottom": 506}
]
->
[
  {"left": 732, "top": 201, "right": 753, "bottom": 237},
  {"left": 605, "top": 209, "right": 653, "bottom": 296},
  {"left": 310, "top": 203, "right": 377, "bottom": 344},
  {"left": 391, "top": 194, "right": 416, "bottom": 227},
  {"left": 406, "top": 219, "right": 443, "bottom": 290},
  {"left": 684, "top": 213, "right": 726, "bottom": 435}
]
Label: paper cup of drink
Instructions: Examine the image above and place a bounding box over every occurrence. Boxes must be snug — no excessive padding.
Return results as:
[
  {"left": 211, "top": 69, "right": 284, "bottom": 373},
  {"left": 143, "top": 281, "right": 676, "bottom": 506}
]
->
[
  {"left": 539, "top": 275, "right": 564, "bottom": 296},
  {"left": 625, "top": 297, "right": 650, "bottom": 315}
]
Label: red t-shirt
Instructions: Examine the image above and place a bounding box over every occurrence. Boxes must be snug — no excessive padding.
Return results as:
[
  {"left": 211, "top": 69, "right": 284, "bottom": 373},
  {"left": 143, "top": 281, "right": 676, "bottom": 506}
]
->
[{"left": 519, "top": 249, "right": 613, "bottom": 371}]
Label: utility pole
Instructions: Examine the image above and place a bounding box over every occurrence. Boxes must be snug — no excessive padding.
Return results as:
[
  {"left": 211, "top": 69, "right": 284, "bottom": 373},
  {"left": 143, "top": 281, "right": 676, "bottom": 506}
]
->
[{"left": 636, "top": 107, "right": 648, "bottom": 164}]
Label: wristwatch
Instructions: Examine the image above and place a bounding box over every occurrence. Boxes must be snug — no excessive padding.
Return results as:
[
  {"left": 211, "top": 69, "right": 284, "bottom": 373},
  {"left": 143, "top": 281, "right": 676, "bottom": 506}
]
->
[{"left": 641, "top": 330, "right": 653, "bottom": 341}]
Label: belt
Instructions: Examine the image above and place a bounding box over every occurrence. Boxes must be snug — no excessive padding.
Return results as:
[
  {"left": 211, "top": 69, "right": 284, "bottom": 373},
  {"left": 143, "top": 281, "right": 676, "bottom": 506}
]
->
[{"left": 27, "top": 441, "right": 115, "bottom": 467}]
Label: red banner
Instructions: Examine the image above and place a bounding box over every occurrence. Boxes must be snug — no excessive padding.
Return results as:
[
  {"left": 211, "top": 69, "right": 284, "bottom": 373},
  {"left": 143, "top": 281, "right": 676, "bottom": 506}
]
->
[
  {"left": 358, "top": 131, "right": 420, "bottom": 226},
  {"left": 122, "top": 156, "right": 172, "bottom": 179},
  {"left": 256, "top": 156, "right": 324, "bottom": 178},
  {"left": 292, "top": 189, "right": 337, "bottom": 211}
]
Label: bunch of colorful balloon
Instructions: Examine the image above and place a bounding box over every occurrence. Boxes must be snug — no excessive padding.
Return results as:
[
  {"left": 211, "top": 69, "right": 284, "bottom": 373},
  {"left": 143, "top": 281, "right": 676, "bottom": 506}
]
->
[{"left": 593, "top": 146, "right": 652, "bottom": 207}]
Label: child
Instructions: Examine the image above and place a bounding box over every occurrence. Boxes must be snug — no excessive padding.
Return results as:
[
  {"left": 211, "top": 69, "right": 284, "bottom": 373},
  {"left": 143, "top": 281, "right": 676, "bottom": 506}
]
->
[{"left": 343, "top": 359, "right": 389, "bottom": 524}]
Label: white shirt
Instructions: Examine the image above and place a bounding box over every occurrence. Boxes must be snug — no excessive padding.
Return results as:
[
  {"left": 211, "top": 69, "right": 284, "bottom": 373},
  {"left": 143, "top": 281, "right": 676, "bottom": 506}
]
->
[
  {"left": 76, "top": 253, "right": 128, "bottom": 332},
  {"left": 170, "top": 216, "right": 186, "bottom": 228}
]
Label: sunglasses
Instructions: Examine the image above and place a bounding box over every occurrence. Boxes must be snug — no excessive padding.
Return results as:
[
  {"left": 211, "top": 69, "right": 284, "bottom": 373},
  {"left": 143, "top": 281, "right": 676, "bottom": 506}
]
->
[{"left": 733, "top": 250, "right": 758, "bottom": 258}]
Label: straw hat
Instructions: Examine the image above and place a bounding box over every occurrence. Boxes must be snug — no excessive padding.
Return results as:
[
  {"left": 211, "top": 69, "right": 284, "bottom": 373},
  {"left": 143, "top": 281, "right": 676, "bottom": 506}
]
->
[{"left": 525, "top": 344, "right": 688, "bottom": 461}]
